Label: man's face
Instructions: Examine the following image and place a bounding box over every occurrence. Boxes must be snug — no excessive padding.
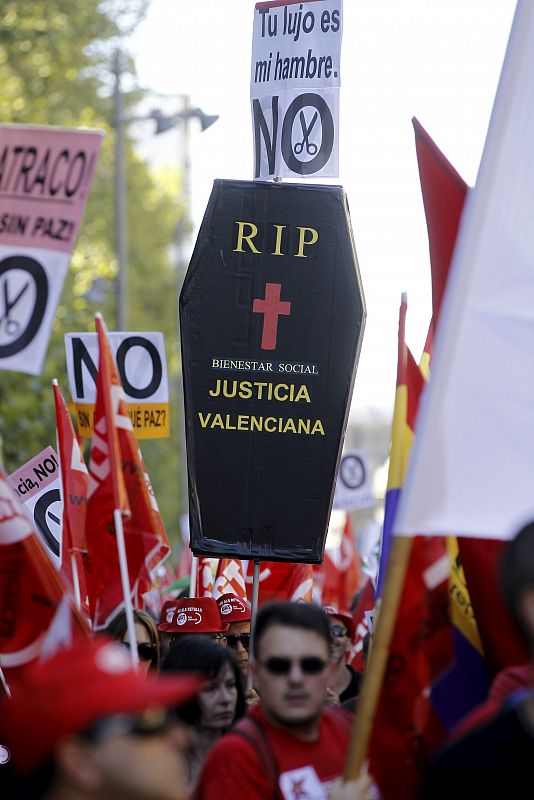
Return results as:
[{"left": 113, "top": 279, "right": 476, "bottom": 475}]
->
[
  {"left": 328, "top": 615, "right": 351, "bottom": 665},
  {"left": 81, "top": 712, "right": 193, "bottom": 800},
  {"left": 253, "top": 624, "right": 332, "bottom": 730},
  {"left": 226, "top": 620, "right": 251, "bottom": 680}
]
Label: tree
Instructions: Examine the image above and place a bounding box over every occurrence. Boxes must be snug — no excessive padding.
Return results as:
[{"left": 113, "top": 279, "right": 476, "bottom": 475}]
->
[{"left": 0, "top": 0, "right": 188, "bottom": 550}]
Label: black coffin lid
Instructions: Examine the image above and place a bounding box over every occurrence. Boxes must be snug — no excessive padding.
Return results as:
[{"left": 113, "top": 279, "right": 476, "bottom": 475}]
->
[{"left": 180, "top": 179, "right": 365, "bottom": 563}]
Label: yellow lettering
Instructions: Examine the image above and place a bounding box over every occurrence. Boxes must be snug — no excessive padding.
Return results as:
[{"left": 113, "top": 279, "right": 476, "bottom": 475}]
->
[
  {"left": 233, "top": 221, "right": 261, "bottom": 253},
  {"left": 264, "top": 416, "right": 277, "bottom": 432},
  {"left": 271, "top": 224, "right": 286, "bottom": 256},
  {"left": 283, "top": 418, "right": 296, "bottom": 433},
  {"left": 294, "top": 385, "right": 311, "bottom": 403},
  {"left": 274, "top": 383, "right": 289, "bottom": 401},
  {"left": 239, "top": 381, "right": 252, "bottom": 399},
  {"left": 212, "top": 414, "right": 224, "bottom": 429},
  {"left": 208, "top": 380, "right": 221, "bottom": 397},
  {"left": 311, "top": 420, "right": 325, "bottom": 435},
  {"left": 198, "top": 412, "right": 211, "bottom": 428},
  {"left": 295, "top": 226, "right": 319, "bottom": 257},
  {"left": 238, "top": 415, "right": 250, "bottom": 430}
]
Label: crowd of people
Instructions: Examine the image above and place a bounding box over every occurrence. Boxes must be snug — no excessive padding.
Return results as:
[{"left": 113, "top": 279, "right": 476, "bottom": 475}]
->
[{"left": 2, "top": 524, "right": 534, "bottom": 799}]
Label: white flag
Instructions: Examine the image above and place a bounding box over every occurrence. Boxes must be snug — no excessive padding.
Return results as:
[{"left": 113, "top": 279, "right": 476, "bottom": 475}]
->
[{"left": 396, "top": 1, "right": 534, "bottom": 542}]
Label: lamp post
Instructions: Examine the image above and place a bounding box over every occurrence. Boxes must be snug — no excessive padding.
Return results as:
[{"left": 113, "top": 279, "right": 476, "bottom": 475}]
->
[{"left": 112, "top": 55, "right": 218, "bottom": 519}]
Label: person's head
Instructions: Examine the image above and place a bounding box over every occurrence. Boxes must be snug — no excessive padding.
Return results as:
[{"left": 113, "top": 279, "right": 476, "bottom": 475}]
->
[
  {"left": 0, "top": 639, "right": 201, "bottom": 800},
  {"left": 162, "top": 635, "right": 246, "bottom": 731},
  {"left": 217, "top": 594, "right": 251, "bottom": 681},
  {"left": 106, "top": 609, "right": 160, "bottom": 675},
  {"left": 501, "top": 521, "right": 534, "bottom": 649},
  {"left": 158, "top": 597, "right": 229, "bottom": 646},
  {"left": 322, "top": 605, "right": 355, "bottom": 666},
  {"left": 252, "top": 602, "right": 333, "bottom": 732}
]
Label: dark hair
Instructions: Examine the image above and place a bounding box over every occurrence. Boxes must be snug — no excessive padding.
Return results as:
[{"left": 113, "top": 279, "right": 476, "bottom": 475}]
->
[
  {"left": 162, "top": 635, "right": 246, "bottom": 725},
  {"left": 501, "top": 521, "right": 534, "bottom": 640},
  {"left": 104, "top": 609, "right": 161, "bottom": 671},
  {"left": 253, "top": 601, "right": 331, "bottom": 658}
]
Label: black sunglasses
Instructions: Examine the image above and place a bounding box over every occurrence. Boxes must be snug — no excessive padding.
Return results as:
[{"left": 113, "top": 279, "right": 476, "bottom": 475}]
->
[
  {"left": 330, "top": 625, "right": 349, "bottom": 639},
  {"left": 82, "top": 707, "right": 173, "bottom": 744},
  {"left": 121, "top": 641, "right": 157, "bottom": 662},
  {"left": 226, "top": 633, "right": 251, "bottom": 649},
  {"left": 260, "top": 656, "right": 328, "bottom": 675}
]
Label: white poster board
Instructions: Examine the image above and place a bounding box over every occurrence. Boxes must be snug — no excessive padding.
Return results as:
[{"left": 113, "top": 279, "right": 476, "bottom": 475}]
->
[{"left": 251, "top": 0, "right": 342, "bottom": 180}]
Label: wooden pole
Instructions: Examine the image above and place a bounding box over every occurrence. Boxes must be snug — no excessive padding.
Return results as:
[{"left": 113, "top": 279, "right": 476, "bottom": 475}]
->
[
  {"left": 113, "top": 508, "right": 139, "bottom": 668},
  {"left": 343, "top": 535, "right": 413, "bottom": 779},
  {"left": 246, "top": 559, "right": 261, "bottom": 692}
]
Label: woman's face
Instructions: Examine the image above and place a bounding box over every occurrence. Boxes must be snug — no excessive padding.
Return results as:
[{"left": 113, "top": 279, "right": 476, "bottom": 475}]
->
[
  {"left": 123, "top": 621, "right": 154, "bottom": 676},
  {"left": 198, "top": 661, "right": 238, "bottom": 731}
]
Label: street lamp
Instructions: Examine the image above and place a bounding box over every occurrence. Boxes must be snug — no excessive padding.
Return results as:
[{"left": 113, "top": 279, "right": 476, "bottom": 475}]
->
[{"left": 113, "top": 52, "right": 218, "bottom": 520}]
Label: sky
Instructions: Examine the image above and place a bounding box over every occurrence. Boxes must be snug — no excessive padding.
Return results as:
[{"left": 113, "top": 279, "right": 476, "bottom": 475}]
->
[{"left": 127, "top": 0, "right": 517, "bottom": 421}]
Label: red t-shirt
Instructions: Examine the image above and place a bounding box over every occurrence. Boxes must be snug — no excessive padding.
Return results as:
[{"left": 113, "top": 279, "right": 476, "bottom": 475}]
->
[{"left": 197, "top": 704, "right": 352, "bottom": 800}]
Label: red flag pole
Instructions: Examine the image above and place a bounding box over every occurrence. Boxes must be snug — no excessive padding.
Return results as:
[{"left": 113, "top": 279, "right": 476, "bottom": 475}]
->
[{"left": 246, "top": 559, "right": 261, "bottom": 692}]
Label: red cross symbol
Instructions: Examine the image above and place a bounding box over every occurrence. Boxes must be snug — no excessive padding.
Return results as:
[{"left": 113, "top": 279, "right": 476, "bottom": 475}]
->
[{"left": 252, "top": 282, "right": 292, "bottom": 350}]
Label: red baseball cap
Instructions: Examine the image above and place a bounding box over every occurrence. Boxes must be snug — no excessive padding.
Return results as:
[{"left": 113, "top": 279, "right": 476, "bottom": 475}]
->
[
  {"left": 217, "top": 593, "right": 251, "bottom": 622},
  {"left": 322, "top": 605, "right": 355, "bottom": 640},
  {"left": 0, "top": 638, "right": 201, "bottom": 773},
  {"left": 158, "top": 597, "right": 229, "bottom": 634}
]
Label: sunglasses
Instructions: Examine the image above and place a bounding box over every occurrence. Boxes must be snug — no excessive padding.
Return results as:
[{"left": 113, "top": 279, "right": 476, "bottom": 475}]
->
[
  {"left": 121, "top": 641, "right": 157, "bottom": 662},
  {"left": 330, "top": 625, "right": 349, "bottom": 639},
  {"left": 82, "top": 707, "right": 173, "bottom": 744},
  {"left": 259, "top": 656, "right": 328, "bottom": 675},
  {"left": 226, "top": 633, "right": 250, "bottom": 650}
]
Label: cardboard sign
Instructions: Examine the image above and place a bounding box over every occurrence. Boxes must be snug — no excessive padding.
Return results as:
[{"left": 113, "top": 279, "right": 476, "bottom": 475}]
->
[
  {"left": 0, "top": 124, "right": 102, "bottom": 374},
  {"left": 7, "top": 445, "right": 63, "bottom": 567},
  {"left": 251, "top": 0, "right": 342, "bottom": 180},
  {"left": 65, "top": 331, "right": 170, "bottom": 439},
  {"left": 180, "top": 179, "right": 365, "bottom": 562},
  {"left": 333, "top": 449, "right": 376, "bottom": 510}
]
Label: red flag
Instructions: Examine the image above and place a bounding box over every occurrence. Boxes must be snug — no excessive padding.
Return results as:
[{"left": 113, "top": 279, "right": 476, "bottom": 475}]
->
[
  {"left": 315, "top": 514, "right": 361, "bottom": 609},
  {"left": 245, "top": 561, "right": 313, "bottom": 605},
  {"left": 53, "top": 380, "right": 90, "bottom": 615},
  {"left": 86, "top": 315, "right": 169, "bottom": 628},
  {"left": 213, "top": 559, "right": 248, "bottom": 600},
  {"left": 196, "top": 558, "right": 215, "bottom": 597},
  {"left": 414, "top": 117, "right": 527, "bottom": 674},
  {"left": 348, "top": 577, "right": 375, "bottom": 672},
  {"left": 0, "top": 469, "right": 88, "bottom": 682}
]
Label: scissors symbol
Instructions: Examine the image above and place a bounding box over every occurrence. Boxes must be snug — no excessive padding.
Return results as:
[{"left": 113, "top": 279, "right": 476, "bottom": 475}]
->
[
  {"left": 294, "top": 110, "right": 319, "bottom": 156},
  {"left": 0, "top": 278, "right": 29, "bottom": 336}
]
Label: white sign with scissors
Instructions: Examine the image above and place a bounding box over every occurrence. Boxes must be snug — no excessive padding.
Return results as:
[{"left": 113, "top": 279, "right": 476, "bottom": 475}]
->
[{"left": 251, "top": 0, "right": 343, "bottom": 180}]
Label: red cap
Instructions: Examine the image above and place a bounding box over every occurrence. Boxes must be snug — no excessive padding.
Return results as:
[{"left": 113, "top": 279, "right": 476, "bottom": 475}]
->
[
  {"left": 158, "top": 597, "right": 229, "bottom": 634},
  {"left": 0, "top": 638, "right": 201, "bottom": 773},
  {"left": 217, "top": 593, "right": 251, "bottom": 622},
  {"left": 322, "top": 605, "right": 355, "bottom": 640}
]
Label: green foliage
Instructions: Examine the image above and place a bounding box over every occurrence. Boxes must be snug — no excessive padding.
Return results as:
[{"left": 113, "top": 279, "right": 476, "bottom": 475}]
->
[{"left": 0, "top": 0, "right": 187, "bottom": 550}]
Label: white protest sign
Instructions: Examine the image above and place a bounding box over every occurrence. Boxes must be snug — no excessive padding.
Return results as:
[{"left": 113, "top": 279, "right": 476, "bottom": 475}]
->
[
  {"left": 65, "top": 331, "right": 170, "bottom": 439},
  {"left": 7, "top": 445, "right": 63, "bottom": 567},
  {"left": 0, "top": 125, "right": 102, "bottom": 374},
  {"left": 251, "top": 0, "right": 342, "bottom": 180},
  {"left": 332, "top": 449, "right": 375, "bottom": 511}
]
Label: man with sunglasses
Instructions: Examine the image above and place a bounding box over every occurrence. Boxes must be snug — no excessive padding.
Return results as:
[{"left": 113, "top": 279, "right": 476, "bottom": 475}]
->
[
  {"left": 323, "top": 605, "right": 361, "bottom": 707},
  {"left": 1, "top": 638, "right": 201, "bottom": 800},
  {"left": 198, "top": 602, "right": 372, "bottom": 800},
  {"left": 217, "top": 593, "right": 251, "bottom": 682}
]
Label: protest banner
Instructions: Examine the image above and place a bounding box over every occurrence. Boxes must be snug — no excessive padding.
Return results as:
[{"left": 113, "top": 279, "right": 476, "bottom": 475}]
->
[
  {"left": 332, "top": 449, "right": 376, "bottom": 511},
  {"left": 7, "top": 445, "right": 62, "bottom": 568},
  {"left": 65, "top": 331, "right": 170, "bottom": 439},
  {"left": 0, "top": 124, "right": 102, "bottom": 374},
  {"left": 180, "top": 179, "right": 365, "bottom": 562},
  {"left": 251, "top": 0, "right": 342, "bottom": 179}
]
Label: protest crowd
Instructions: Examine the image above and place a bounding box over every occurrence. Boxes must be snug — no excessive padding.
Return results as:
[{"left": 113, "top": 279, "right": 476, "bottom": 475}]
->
[{"left": 3, "top": 2, "right": 534, "bottom": 799}]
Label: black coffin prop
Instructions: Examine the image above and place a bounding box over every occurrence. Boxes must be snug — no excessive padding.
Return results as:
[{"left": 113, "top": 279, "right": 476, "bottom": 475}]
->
[{"left": 180, "top": 180, "right": 365, "bottom": 563}]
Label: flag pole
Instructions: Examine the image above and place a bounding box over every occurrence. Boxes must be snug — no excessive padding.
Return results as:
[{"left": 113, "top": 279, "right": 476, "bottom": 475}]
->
[
  {"left": 343, "top": 535, "right": 412, "bottom": 779},
  {"left": 0, "top": 667, "right": 11, "bottom": 698},
  {"left": 190, "top": 555, "right": 198, "bottom": 597},
  {"left": 246, "top": 559, "right": 261, "bottom": 692},
  {"left": 113, "top": 508, "right": 139, "bottom": 667},
  {"left": 70, "top": 553, "right": 82, "bottom": 610}
]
